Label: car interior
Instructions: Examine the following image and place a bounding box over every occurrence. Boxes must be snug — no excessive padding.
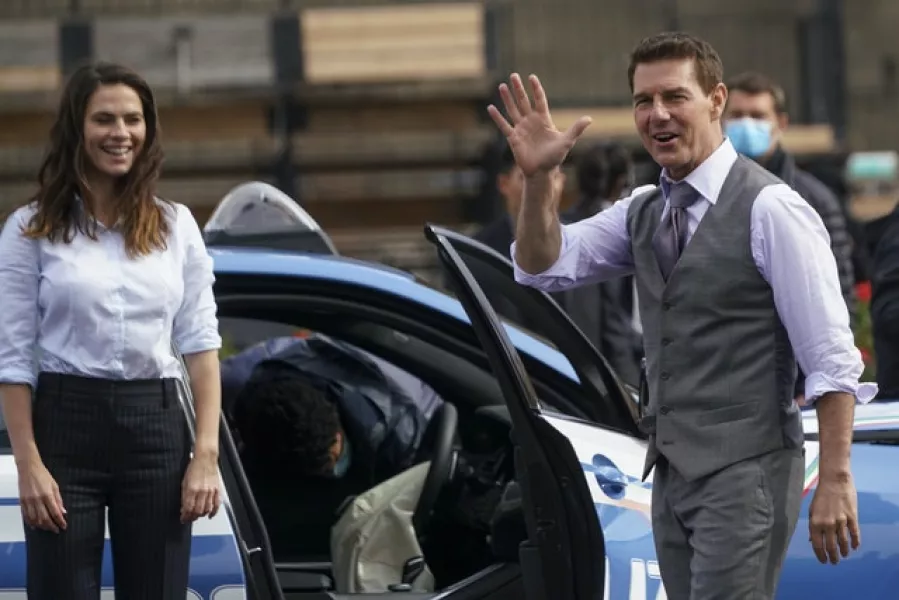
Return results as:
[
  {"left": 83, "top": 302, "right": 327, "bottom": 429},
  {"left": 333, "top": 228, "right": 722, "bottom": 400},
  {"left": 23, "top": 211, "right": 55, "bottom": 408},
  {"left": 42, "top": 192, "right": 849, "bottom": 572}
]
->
[{"left": 212, "top": 296, "right": 595, "bottom": 599}]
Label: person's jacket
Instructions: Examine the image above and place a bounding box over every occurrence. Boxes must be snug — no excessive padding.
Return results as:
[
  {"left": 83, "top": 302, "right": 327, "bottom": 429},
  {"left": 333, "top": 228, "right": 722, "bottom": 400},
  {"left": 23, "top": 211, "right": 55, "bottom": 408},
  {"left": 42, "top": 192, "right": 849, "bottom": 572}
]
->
[
  {"left": 221, "top": 334, "right": 444, "bottom": 483},
  {"left": 561, "top": 197, "right": 643, "bottom": 386},
  {"left": 871, "top": 205, "right": 899, "bottom": 400}
]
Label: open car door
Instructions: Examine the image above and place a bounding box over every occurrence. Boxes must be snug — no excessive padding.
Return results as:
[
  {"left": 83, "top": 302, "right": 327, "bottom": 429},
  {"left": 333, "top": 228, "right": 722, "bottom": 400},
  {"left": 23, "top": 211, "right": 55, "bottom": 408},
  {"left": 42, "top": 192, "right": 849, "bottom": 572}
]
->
[
  {"left": 424, "top": 224, "right": 605, "bottom": 600},
  {"left": 431, "top": 227, "right": 641, "bottom": 437}
]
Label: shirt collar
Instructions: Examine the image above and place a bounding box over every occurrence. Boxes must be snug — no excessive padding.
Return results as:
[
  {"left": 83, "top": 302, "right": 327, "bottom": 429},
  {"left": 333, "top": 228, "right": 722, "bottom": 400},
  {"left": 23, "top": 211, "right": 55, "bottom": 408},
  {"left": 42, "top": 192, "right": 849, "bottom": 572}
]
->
[
  {"left": 659, "top": 137, "right": 737, "bottom": 205},
  {"left": 74, "top": 193, "right": 122, "bottom": 231}
]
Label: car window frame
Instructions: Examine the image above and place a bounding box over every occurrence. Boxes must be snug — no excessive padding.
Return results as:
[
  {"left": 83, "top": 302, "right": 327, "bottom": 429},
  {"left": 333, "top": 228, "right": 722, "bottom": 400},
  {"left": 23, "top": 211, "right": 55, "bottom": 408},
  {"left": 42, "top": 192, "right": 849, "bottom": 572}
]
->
[
  {"left": 428, "top": 227, "right": 643, "bottom": 437},
  {"left": 213, "top": 269, "right": 635, "bottom": 430}
]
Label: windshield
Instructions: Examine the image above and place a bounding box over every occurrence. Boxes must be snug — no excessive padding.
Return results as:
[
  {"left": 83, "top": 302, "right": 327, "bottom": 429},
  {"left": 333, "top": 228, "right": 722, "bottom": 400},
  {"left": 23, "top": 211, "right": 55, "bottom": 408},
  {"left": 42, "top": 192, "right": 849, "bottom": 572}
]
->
[
  {"left": 204, "top": 181, "right": 321, "bottom": 234},
  {"left": 202, "top": 181, "right": 339, "bottom": 255}
]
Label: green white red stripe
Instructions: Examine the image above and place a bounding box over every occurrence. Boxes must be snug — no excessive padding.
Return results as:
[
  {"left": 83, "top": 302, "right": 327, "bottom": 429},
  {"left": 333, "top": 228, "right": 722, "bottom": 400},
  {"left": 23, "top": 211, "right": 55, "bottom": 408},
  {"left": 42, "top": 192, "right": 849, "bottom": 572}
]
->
[{"left": 803, "top": 453, "right": 820, "bottom": 497}]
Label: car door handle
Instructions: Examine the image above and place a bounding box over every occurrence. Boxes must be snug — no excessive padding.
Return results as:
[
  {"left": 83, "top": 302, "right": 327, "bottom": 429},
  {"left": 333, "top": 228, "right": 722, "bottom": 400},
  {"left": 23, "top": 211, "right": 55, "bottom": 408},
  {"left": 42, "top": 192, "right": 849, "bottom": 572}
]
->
[{"left": 589, "top": 454, "right": 628, "bottom": 500}]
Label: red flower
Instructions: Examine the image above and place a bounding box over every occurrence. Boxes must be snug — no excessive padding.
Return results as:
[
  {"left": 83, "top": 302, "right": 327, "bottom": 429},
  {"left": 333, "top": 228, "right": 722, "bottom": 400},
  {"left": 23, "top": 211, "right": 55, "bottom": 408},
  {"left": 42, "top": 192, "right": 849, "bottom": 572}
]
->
[
  {"left": 856, "top": 281, "right": 872, "bottom": 303},
  {"left": 860, "top": 347, "right": 873, "bottom": 364}
]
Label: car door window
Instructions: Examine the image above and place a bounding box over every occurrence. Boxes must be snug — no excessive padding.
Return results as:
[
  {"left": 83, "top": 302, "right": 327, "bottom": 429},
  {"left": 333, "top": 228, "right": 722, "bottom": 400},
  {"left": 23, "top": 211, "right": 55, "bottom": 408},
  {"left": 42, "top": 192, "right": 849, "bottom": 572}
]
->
[
  {"left": 424, "top": 224, "right": 607, "bottom": 600},
  {"left": 215, "top": 315, "right": 485, "bottom": 567},
  {"left": 437, "top": 227, "right": 641, "bottom": 436}
]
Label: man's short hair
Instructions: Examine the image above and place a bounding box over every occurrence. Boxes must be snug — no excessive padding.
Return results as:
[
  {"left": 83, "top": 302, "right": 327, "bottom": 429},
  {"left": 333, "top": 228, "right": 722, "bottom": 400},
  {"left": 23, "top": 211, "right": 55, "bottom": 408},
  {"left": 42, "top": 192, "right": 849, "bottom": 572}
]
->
[
  {"left": 627, "top": 31, "right": 724, "bottom": 95},
  {"left": 233, "top": 363, "right": 343, "bottom": 477},
  {"left": 725, "top": 71, "right": 787, "bottom": 114}
]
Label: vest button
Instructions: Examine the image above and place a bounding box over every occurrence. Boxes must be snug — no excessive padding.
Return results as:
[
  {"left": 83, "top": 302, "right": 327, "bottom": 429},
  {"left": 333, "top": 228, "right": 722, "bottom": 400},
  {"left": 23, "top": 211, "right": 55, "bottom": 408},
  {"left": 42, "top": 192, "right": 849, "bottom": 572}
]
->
[
  {"left": 662, "top": 338, "right": 671, "bottom": 346},
  {"left": 661, "top": 371, "right": 670, "bottom": 380},
  {"left": 663, "top": 302, "right": 672, "bottom": 310},
  {"left": 660, "top": 405, "right": 671, "bottom": 415}
]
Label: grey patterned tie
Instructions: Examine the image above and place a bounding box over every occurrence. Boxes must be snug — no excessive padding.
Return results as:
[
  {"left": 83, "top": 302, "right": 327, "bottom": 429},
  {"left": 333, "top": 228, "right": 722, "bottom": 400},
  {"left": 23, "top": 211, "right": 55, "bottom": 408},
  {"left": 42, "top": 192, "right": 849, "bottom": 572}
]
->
[{"left": 652, "top": 182, "right": 699, "bottom": 280}]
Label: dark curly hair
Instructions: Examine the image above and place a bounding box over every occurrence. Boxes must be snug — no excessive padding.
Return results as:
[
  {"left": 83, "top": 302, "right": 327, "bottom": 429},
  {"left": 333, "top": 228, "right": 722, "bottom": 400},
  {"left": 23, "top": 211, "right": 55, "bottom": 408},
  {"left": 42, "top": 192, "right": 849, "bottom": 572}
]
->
[
  {"left": 233, "top": 364, "right": 344, "bottom": 477},
  {"left": 576, "top": 141, "right": 633, "bottom": 201}
]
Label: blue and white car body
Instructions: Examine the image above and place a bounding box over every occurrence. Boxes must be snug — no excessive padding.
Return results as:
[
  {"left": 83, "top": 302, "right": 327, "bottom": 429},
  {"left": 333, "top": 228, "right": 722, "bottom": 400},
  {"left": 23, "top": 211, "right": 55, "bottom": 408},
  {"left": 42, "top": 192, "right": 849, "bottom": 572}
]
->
[{"left": 1, "top": 187, "right": 897, "bottom": 599}]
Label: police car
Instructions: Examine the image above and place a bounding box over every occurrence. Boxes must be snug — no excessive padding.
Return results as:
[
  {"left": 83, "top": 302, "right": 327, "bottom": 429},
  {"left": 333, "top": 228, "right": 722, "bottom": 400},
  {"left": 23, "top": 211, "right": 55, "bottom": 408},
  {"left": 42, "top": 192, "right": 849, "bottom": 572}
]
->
[{"left": 1, "top": 182, "right": 897, "bottom": 599}]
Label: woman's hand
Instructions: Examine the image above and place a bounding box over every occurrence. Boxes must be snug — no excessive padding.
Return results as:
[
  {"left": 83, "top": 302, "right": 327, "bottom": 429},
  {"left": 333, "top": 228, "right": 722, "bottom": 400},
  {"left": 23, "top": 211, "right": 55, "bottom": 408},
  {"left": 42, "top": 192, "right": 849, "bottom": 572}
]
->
[
  {"left": 18, "top": 459, "right": 67, "bottom": 533},
  {"left": 180, "top": 451, "right": 221, "bottom": 523}
]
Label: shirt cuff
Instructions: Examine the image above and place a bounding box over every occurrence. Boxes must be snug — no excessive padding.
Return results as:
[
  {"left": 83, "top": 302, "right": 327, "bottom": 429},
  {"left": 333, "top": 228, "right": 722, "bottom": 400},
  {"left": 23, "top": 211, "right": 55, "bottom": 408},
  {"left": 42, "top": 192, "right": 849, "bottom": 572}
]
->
[
  {"left": 0, "top": 366, "right": 37, "bottom": 390},
  {"left": 175, "top": 331, "right": 224, "bottom": 356},
  {"left": 510, "top": 233, "right": 579, "bottom": 286},
  {"left": 803, "top": 371, "right": 879, "bottom": 405}
]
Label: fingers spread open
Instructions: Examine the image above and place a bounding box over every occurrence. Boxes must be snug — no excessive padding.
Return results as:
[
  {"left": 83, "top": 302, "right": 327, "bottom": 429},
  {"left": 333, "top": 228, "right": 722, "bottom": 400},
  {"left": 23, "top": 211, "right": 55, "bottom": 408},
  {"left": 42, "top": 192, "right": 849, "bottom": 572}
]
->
[
  {"left": 529, "top": 74, "right": 549, "bottom": 113},
  {"left": 487, "top": 105, "right": 514, "bottom": 137},
  {"left": 510, "top": 73, "right": 532, "bottom": 116}
]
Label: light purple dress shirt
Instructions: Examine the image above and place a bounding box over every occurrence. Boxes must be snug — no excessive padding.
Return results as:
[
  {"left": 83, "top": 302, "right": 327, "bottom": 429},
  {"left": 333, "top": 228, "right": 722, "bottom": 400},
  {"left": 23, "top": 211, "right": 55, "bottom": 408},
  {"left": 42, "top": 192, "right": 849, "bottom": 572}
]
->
[
  {"left": 511, "top": 138, "right": 877, "bottom": 405},
  {"left": 0, "top": 200, "right": 222, "bottom": 390}
]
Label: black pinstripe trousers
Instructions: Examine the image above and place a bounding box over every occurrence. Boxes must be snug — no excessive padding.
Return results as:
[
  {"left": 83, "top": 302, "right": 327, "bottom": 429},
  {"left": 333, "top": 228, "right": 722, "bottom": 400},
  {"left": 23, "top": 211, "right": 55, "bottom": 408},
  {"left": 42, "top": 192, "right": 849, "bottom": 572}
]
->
[{"left": 24, "top": 372, "right": 193, "bottom": 600}]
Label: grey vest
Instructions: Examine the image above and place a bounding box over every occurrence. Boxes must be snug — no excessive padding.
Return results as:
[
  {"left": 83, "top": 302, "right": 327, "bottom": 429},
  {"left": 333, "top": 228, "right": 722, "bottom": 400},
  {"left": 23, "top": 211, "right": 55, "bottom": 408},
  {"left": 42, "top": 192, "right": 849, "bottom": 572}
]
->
[{"left": 627, "top": 156, "right": 804, "bottom": 482}]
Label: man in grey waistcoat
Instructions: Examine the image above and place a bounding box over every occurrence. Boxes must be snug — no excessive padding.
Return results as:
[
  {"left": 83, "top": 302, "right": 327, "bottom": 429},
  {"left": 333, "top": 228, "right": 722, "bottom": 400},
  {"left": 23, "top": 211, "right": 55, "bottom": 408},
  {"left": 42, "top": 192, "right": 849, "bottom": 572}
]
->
[{"left": 486, "top": 32, "right": 877, "bottom": 599}]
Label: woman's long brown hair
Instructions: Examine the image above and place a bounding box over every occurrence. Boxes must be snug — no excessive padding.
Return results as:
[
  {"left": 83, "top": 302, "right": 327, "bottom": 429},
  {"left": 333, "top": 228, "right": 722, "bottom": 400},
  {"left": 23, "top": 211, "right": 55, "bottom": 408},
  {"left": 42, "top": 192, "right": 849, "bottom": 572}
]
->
[{"left": 22, "top": 61, "right": 169, "bottom": 258}]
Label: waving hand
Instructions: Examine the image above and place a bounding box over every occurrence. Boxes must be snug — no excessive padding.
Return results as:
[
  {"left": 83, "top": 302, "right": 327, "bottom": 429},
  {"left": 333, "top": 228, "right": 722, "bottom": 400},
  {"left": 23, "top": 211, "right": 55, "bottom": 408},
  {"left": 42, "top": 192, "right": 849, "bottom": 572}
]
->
[{"left": 487, "top": 73, "right": 592, "bottom": 177}]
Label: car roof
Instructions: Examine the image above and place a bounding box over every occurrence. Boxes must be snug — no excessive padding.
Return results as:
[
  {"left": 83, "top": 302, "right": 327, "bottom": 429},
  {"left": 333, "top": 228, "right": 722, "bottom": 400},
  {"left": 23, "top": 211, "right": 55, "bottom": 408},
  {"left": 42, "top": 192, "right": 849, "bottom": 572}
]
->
[{"left": 209, "top": 246, "right": 579, "bottom": 382}]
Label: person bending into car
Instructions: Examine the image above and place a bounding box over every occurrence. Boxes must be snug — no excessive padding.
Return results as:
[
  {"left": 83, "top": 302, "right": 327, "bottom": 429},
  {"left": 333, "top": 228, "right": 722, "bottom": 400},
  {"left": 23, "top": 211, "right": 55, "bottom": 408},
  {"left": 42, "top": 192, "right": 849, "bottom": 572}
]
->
[
  {"left": 223, "top": 333, "right": 443, "bottom": 560},
  {"left": 0, "top": 62, "right": 222, "bottom": 600}
]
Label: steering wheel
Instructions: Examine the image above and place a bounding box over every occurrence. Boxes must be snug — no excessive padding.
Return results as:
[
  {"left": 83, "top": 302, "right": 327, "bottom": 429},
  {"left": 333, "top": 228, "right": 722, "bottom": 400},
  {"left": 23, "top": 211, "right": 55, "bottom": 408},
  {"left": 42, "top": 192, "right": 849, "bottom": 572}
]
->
[{"left": 412, "top": 402, "right": 459, "bottom": 541}]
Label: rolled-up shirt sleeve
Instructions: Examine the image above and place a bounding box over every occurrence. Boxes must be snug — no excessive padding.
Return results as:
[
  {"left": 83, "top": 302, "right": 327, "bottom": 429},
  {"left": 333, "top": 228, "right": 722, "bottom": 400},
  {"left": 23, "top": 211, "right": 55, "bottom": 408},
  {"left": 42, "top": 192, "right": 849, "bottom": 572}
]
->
[
  {"left": 0, "top": 207, "right": 40, "bottom": 388},
  {"left": 510, "top": 185, "right": 654, "bottom": 293},
  {"left": 751, "top": 184, "right": 878, "bottom": 404},
  {"left": 172, "top": 205, "right": 223, "bottom": 355}
]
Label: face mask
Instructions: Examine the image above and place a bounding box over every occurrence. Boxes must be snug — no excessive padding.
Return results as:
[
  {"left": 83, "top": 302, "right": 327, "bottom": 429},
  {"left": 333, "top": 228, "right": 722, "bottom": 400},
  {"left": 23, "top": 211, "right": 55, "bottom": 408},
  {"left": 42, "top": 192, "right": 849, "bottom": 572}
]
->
[
  {"left": 330, "top": 436, "right": 352, "bottom": 478},
  {"left": 725, "top": 117, "right": 773, "bottom": 158}
]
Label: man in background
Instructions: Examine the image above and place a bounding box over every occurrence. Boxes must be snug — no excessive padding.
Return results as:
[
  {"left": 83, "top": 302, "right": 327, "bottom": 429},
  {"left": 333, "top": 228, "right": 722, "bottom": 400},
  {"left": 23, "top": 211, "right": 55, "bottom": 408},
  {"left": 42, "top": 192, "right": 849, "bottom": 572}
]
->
[
  {"left": 724, "top": 71, "right": 857, "bottom": 402},
  {"left": 560, "top": 141, "right": 643, "bottom": 385},
  {"left": 870, "top": 203, "right": 899, "bottom": 400},
  {"left": 472, "top": 142, "right": 566, "bottom": 259},
  {"left": 469, "top": 142, "right": 641, "bottom": 385}
]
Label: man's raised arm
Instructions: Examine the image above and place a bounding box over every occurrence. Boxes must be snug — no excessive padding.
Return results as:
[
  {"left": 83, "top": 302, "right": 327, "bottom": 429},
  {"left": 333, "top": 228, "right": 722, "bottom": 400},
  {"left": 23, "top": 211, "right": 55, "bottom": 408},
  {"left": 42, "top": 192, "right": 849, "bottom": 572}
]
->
[
  {"left": 514, "top": 170, "right": 563, "bottom": 275},
  {"left": 487, "top": 73, "right": 638, "bottom": 293}
]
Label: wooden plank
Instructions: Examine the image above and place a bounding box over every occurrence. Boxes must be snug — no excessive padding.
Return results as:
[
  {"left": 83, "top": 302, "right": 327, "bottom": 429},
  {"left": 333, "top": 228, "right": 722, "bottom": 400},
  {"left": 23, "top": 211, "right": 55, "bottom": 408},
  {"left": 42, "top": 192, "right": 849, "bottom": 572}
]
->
[
  {"left": 0, "top": 77, "right": 493, "bottom": 115},
  {"left": 0, "top": 101, "right": 269, "bottom": 144},
  {"left": 0, "top": 123, "right": 491, "bottom": 179},
  {"left": 156, "top": 176, "right": 252, "bottom": 207},
  {"left": 296, "top": 167, "right": 480, "bottom": 204},
  {"left": 553, "top": 106, "right": 837, "bottom": 153},
  {"left": 305, "top": 100, "right": 483, "bottom": 132},
  {"left": 781, "top": 124, "right": 836, "bottom": 154},
  {"left": 302, "top": 197, "right": 464, "bottom": 231},
  {"left": 301, "top": 2, "right": 486, "bottom": 84},
  {"left": 0, "top": 111, "right": 53, "bottom": 145},
  {"left": 0, "top": 138, "right": 276, "bottom": 179},
  {"left": 0, "top": 66, "right": 60, "bottom": 93},
  {"left": 158, "top": 103, "right": 269, "bottom": 141},
  {"left": 292, "top": 127, "right": 493, "bottom": 167}
]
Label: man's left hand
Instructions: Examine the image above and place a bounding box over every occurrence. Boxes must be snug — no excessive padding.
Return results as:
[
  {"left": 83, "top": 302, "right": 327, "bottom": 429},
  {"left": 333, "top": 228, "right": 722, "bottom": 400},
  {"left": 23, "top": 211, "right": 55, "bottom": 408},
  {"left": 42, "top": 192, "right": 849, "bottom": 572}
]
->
[{"left": 808, "top": 474, "right": 860, "bottom": 564}]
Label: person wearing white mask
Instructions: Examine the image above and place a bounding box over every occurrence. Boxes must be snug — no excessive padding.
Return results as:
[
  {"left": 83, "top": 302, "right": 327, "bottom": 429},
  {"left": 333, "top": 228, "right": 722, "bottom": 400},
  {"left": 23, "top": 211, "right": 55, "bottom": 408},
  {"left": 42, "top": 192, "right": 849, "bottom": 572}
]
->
[{"left": 723, "top": 71, "right": 857, "bottom": 405}]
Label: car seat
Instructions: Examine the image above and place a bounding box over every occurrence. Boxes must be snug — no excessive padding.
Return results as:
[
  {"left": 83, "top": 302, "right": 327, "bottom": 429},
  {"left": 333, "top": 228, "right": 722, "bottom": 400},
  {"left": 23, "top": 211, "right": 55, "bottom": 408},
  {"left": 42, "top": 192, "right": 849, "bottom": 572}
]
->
[{"left": 330, "top": 461, "right": 435, "bottom": 593}]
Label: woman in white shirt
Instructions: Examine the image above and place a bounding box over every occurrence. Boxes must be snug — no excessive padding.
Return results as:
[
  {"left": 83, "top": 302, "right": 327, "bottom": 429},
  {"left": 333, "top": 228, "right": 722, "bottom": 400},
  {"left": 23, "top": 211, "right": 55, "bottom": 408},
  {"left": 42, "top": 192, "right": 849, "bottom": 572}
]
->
[{"left": 0, "top": 61, "right": 223, "bottom": 599}]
